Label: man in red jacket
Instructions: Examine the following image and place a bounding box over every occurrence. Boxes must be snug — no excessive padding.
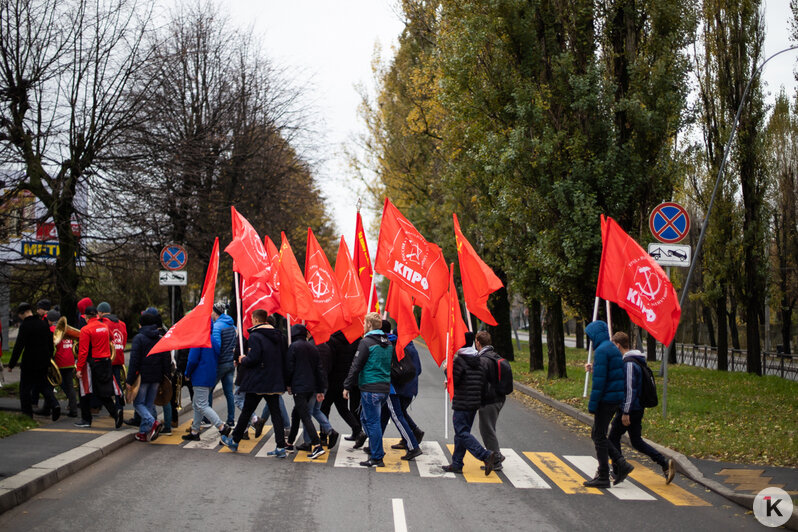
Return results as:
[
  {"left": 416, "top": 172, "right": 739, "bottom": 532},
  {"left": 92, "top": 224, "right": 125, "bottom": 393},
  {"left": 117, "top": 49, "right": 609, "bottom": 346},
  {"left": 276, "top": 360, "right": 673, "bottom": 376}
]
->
[
  {"left": 47, "top": 310, "right": 78, "bottom": 417},
  {"left": 98, "top": 302, "right": 127, "bottom": 409},
  {"left": 75, "top": 306, "right": 123, "bottom": 428}
]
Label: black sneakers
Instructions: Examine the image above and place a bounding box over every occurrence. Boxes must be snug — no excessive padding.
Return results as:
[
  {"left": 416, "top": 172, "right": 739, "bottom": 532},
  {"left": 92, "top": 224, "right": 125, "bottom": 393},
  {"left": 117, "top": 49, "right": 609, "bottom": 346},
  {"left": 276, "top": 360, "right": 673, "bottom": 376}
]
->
[
  {"left": 353, "top": 431, "right": 367, "bottom": 449},
  {"left": 51, "top": 405, "right": 61, "bottom": 422},
  {"left": 296, "top": 442, "right": 312, "bottom": 452},
  {"left": 253, "top": 417, "right": 266, "bottom": 438},
  {"left": 115, "top": 409, "right": 124, "bottom": 429},
  {"left": 360, "top": 458, "right": 385, "bottom": 467},
  {"left": 413, "top": 427, "right": 424, "bottom": 444},
  {"left": 401, "top": 447, "right": 423, "bottom": 461},
  {"left": 441, "top": 464, "right": 463, "bottom": 474},
  {"left": 309, "top": 445, "right": 326, "bottom": 460},
  {"left": 74, "top": 420, "right": 91, "bottom": 428},
  {"left": 583, "top": 472, "right": 611, "bottom": 488},
  {"left": 391, "top": 440, "right": 408, "bottom": 450},
  {"left": 326, "top": 429, "right": 339, "bottom": 449},
  {"left": 181, "top": 431, "right": 201, "bottom": 441},
  {"left": 219, "top": 423, "right": 231, "bottom": 437},
  {"left": 612, "top": 460, "right": 635, "bottom": 485}
]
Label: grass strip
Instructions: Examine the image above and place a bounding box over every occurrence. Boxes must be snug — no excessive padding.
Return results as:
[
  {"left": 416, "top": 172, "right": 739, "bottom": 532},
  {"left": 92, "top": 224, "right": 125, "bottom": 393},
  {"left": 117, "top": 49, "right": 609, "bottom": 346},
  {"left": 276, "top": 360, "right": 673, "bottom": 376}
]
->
[{"left": 0, "top": 411, "right": 38, "bottom": 438}]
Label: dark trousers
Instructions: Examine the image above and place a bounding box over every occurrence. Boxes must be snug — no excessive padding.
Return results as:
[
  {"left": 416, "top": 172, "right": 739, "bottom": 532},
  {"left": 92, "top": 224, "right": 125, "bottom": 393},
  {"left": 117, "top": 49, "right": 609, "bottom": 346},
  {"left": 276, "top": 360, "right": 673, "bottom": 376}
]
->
[
  {"left": 349, "top": 387, "right": 361, "bottom": 421},
  {"left": 80, "top": 393, "right": 118, "bottom": 424},
  {"left": 451, "top": 409, "right": 490, "bottom": 468},
  {"left": 19, "top": 369, "right": 58, "bottom": 417},
  {"left": 608, "top": 408, "right": 667, "bottom": 468},
  {"left": 591, "top": 401, "right": 623, "bottom": 476},
  {"left": 59, "top": 367, "right": 78, "bottom": 413},
  {"left": 112, "top": 365, "right": 125, "bottom": 409},
  {"left": 321, "top": 385, "right": 361, "bottom": 434},
  {"left": 287, "top": 392, "right": 320, "bottom": 446},
  {"left": 379, "top": 394, "right": 418, "bottom": 450},
  {"left": 233, "top": 393, "right": 285, "bottom": 447},
  {"left": 478, "top": 399, "right": 504, "bottom": 453},
  {"left": 398, "top": 395, "right": 418, "bottom": 432}
]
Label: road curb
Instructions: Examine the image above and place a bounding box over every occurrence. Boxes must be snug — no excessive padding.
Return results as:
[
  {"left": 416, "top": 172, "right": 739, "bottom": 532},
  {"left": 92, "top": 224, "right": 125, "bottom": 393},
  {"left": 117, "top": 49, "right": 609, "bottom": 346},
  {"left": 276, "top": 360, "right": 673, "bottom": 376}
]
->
[
  {"left": 0, "top": 386, "right": 223, "bottom": 515},
  {"left": 512, "top": 381, "right": 798, "bottom": 530}
]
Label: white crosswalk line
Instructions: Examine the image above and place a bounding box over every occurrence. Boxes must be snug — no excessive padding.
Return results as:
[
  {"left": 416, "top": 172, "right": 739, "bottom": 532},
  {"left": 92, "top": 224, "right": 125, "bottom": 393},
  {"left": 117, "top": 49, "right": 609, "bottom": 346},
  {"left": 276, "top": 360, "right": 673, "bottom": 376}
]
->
[
  {"left": 254, "top": 434, "right": 276, "bottom": 458},
  {"left": 499, "top": 449, "right": 551, "bottom": 489},
  {"left": 183, "top": 428, "right": 221, "bottom": 450},
  {"left": 334, "top": 438, "right": 367, "bottom": 468},
  {"left": 564, "top": 455, "right": 656, "bottom": 500},
  {"left": 415, "top": 441, "right": 455, "bottom": 478}
]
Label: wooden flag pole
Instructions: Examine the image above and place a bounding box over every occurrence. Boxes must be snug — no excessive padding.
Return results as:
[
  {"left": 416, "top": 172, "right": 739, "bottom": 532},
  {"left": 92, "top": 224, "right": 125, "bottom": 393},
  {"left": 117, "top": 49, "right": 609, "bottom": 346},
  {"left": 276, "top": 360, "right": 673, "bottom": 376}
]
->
[
  {"left": 234, "top": 272, "right": 245, "bottom": 358},
  {"left": 582, "top": 296, "right": 601, "bottom": 397},
  {"left": 367, "top": 271, "right": 376, "bottom": 313}
]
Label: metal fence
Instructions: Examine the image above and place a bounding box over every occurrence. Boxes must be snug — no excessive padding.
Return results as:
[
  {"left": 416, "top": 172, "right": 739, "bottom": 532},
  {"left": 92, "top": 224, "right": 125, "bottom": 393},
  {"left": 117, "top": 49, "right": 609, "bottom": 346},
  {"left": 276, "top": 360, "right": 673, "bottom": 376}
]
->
[{"left": 655, "top": 343, "right": 798, "bottom": 381}]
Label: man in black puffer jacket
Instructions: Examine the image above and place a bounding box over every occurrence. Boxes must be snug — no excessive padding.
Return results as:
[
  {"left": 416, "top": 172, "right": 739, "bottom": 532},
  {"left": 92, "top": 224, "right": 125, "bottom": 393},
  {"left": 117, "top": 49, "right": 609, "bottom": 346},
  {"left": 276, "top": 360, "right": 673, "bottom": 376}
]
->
[
  {"left": 126, "top": 312, "right": 171, "bottom": 441},
  {"left": 442, "top": 332, "right": 503, "bottom": 476},
  {"left": 221, "top": 309, "right": 289, "bottom": 456},
  {"left": 320, "top": 330, "right": 363, "bottom": 440},
  {"left": 285, "top": 324, "right": 326, "bottom": 459}
]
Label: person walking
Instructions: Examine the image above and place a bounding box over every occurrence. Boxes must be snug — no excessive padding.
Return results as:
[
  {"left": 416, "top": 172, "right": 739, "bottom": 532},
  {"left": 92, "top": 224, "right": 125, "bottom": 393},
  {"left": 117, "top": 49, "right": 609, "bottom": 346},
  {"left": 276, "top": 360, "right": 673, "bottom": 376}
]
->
[
  {"left": 47, "top": 310, "right": 78, "bottom": 417},
  {"left": 221, "top": 309, "right": 289, "bottom": 457},
  {"left": 127, "top": 312, "right": 171, "bottom": 441},
  {"left": 211, "top": 303, "right": 237, "bottom": 426},
  {"left": 322, "top": 330, "right": 364, "bottom": 442},
  {"left": 284, "top": 324, "right": 326, "bottom": 459},
  {"left": 75, "top": 306, "right": 123, "bottom": 428},
  {"left": 182, "top": 330, "right": 231, "bottom": 441},
  {"left": 7, "top": 303, "right": 60, "bottom": 420},
  {"left": 390, "top": 335, "right": 424, "bottom": 450},
  {"left": 343, "top": 312, "right": 393, "bottom": 468},
  {"left": 477, "top": 331, "right": 506, "bottom": 470},
  {"left": 98, "top": 302, "right": 127, "bottom": 411},
  {"left": 608, "top": 331, "right": 675, "bottom": 484},
  {"left": 583, "top": 320, "right": 634, "bottom": 487},
  {"left": 442, "top": 332, "right": 503, "bottom": 475}
]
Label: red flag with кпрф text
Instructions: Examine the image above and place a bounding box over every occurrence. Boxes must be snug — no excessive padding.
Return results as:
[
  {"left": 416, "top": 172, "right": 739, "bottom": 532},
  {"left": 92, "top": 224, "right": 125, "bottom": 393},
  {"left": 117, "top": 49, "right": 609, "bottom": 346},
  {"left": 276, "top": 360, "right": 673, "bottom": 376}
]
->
[
  {"left": 375, "top": 198, "right": 448, "bottom": 310},
  {"left": 150, "top": 238, "right": 219, "bottom": 354},
  {"left": 596, "top": 215, "right": 681, "bottom": 345}
]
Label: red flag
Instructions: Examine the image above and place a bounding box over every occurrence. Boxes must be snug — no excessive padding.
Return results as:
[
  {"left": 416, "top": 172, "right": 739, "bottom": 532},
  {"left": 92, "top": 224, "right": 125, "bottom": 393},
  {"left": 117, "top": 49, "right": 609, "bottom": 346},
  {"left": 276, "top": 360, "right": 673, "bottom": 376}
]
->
[
  {"left": 335, "top": 236, "right": 367, "bottom": 343},
  {"left": 277, "top": 232, "right": 321, "bottom": 325},
  {"left": 224, "top": 207, "right": 268, "bottom": 280},
  {"left": 240, "top": 277, "right": 280, "bottom": 336},
  {"left": 304, "top": 228, "right": 348, "bottom": 344},
  {"left": 596, "top": 215, "right": 681, "bottom": 345},
  {"left": 445, "top": 263, "right": 467, "bottom": 399},
  {"left": 354, "top": 211, "right": 379, "bottom": 312},
  {"left": 374, "top": 198, "right": 448, "bottom": 309},
  {"left": 150, "top": 238, "right": 219, "bottom": 354},
  {"left": 420, "top": 298, "right": 447, "bottom": 367},
  {"left": 453, "top": 213, "right": 503, "bottom": 326},
  {"left": 385, "top": 281, "right": 419, "bottom": 361}
]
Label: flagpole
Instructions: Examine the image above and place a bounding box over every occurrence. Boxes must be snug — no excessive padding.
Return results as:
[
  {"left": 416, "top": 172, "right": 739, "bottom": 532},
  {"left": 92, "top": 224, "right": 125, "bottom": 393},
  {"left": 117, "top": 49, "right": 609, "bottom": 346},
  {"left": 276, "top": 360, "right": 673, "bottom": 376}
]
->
[
  {"left": 444, "top": 330, "right": 450, "bottom": 440},
  {"left": 367, "top": 272, "right": 376, "bottom": 313},
  {"left": 464, "top": 304, "right": 473, "bottom": 333},
  {"left": 234, "top": 272, "right": 245, "bottom": 358},
  {"left": 287, "top": 314, "right": 292, "bottom": 345},
  {"left": 583, "top": 296, "right": 601, "bottom": 397},
  {"left": 606, "top": 300, "right": 613, "bottom": 338}
]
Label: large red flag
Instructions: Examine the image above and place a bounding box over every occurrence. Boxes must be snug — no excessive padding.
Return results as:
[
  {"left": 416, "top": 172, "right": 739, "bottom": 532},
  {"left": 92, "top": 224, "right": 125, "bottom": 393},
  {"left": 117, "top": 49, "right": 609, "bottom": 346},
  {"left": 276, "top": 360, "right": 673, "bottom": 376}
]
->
[
  {"left": 278, "top": 232, "right": 321, "bottom": 325},
  {"left": 420, "top": 298, "right": 447, "bottom": 367},
  {"left": 374, "top": 198, "right": 448, "bottom": 310},
  {"left": 354, "top": 211, "right": 379, "bottom": 312},
  {"left": 304, "top": 228, "right": 349, "bottom": 344},
  {"left": 240, "top": 277, "right": 280, "bottom": 336},
  {"left": 385, "top": 281, "right": 419, "bottom": 361},
  {"left": 445, "top": 263, "right": 468, "bottom": 399},
  {"left": 453, "top": 213, "right": 503, "bottom": 326},
  {"left": 335, "top": 236, "right": 367, "bottom": 343},
  {"left": 224, "top": 206, "right": 268, "bottom": 280},
  {"left": 596, "top": 215, "right": 681, "bottom": 345},
  {"left": 150, "top": 238, "right": 219, "bottom": 354}
]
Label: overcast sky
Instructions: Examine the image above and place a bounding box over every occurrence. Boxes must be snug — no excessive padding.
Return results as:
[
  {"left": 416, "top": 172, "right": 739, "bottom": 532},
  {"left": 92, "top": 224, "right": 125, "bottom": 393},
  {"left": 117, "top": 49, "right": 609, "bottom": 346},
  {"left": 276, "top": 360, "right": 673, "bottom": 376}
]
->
[{"left": 226, "top": 0, "right": 798, "bottom": 253}]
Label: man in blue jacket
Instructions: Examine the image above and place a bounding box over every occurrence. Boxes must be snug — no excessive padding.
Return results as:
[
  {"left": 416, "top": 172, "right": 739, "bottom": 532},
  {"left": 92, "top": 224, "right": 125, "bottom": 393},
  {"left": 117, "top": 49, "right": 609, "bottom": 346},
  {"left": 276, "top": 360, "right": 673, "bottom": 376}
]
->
[
  {"left": 211, "top": 304, "right": 237, "bottom": 426},
  {"left": 583, "top": 320, "right": 633, "bottom": 487},
  {"left": 182, "top": 324, "right": 232, "bottom": 441}
]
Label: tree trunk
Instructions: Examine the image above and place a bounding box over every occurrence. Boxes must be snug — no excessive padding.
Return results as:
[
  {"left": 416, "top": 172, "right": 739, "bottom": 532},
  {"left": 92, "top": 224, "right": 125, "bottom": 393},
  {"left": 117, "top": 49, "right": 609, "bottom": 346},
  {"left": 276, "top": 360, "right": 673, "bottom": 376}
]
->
[
  {"left": 702, "top": 304, "right": 716, "bottom": 347},
  {"left": 646, "top": 331, "right": 657, "bottom": 362},
  {"left": 575, "top": 319, "right": 584, "bottom": 349},
  {"left": 782, "top": 305, "right": 794, "bottom": 355},
  {"left": 728, "top": 297, "right": 741, "bottom": 351},
  {"left": 529, "top": 300, "right": 544, "bottom": 371},
  {"left": 716, "top": 293, "right": 728, "bottom": 371},
  {"left": 691, "top": 300, "right": 700, "bottom": 345},
  {"left": 545, "top": 297, "right": 567, "bottom": 379},
  {"left": 745, "top": 306, "right": 762, "bottom": 375},
  {"left": 487, "top": 269, "right": 514, "bottom": 361},
  {"left": 54, "top": 203, "right": 80, "bottom": 327}
]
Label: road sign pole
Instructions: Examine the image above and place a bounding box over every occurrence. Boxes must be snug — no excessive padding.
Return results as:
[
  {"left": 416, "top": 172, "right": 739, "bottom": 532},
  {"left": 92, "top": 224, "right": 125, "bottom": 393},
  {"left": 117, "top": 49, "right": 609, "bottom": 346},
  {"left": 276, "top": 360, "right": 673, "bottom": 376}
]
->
[
  {"left": 170, "top": 286, "right": 176, "bottom": 364},
  {"left": 661, "top": 266, "right": 671, "bottom": 419}
]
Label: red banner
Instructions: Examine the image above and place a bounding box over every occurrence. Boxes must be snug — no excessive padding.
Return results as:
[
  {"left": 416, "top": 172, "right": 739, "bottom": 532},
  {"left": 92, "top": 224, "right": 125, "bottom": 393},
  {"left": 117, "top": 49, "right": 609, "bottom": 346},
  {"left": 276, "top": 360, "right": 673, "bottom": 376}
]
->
[
  {"left": 278, "top": 232, "right": 321, "bottom": 326},
  {"left": 224, "top": 206, "right": 268, "bottom": 281},
  {"left": 445, "top": 264, "right": 467, "bottom": 399},
  {"left": 304, "top": 228, "right": 349, "bottom": 344},
  {"left": 596, "top": 215, "right": 681, "bottom": 345},
  {"left": 354, "top": 212, "right": 380, "bottom": 312},
  {"left": 374, "top": 198, "right": 448, "bottom": 310},
  {"left": 453, "top": 213, "right": 503, "bottom": 326},
  {"left": 150, "top": 238, "right": 219, "bottom": 354},
  {"left": 385, "top": 281, "right": 419, "bottom": 361},
  {"left": 335, "top": 236, "right": 367, "bottom": 343}
]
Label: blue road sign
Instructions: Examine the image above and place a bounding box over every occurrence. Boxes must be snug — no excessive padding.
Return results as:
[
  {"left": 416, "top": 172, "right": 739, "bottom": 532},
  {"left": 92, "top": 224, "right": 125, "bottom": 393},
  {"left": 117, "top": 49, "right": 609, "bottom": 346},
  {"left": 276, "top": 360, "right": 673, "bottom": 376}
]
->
[
  {"left": 160, "top": 244, "right": 187, "bottom": 271},
  {"left": 649, "top": 202, "right": 690, "bottom": 244}
]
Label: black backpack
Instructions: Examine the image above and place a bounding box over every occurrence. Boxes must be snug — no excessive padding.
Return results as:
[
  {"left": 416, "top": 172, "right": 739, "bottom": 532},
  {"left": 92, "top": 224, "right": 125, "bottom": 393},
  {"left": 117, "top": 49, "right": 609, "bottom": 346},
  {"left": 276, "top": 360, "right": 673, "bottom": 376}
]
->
[
  {"left": 391, "top": 350, "right": 416, "bottom": 386},
  {"left": 484, "top": 351, "right": 514, "bottom": 396},
  {"left": 629, "top": 357, "right": 658, "bottom": 408}
]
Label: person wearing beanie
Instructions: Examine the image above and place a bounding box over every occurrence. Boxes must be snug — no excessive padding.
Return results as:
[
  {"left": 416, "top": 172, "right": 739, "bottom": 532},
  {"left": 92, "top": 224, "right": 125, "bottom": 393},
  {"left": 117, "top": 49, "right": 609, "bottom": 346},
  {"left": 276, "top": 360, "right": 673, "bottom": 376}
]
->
[
  {"left": 76, "top": 297, "right": 93, "bottom": 328},
  {"left": 36, "top": 299, "right": 51, "bottom": 319},
  {"left": 46, "top": 310, "right": 79, "bottom": 417},
  {"left": 8, "top": 303, "right": 60, "bottom": 420},
  {"left": 97, "top": 302, "right": 128, "bottom": 411},
  {"left": 75, "top": 306, "right": 123, "bottom": 429}
]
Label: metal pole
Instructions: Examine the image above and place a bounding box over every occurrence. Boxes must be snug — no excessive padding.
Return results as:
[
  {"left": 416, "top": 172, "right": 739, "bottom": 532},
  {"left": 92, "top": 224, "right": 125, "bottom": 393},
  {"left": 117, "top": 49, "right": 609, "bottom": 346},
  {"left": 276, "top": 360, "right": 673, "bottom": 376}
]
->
[
  {"left": 662, "top": 45, "right": 798, "bottom": 418},
  {"left": 170, "top": 286, "right": 176, "bottom": 364},
  {"left": 444, "top": 329, "right": 450, "bottom": 440},
  {"left": 661, "top": 266, "right": 671, "bottom": 417},
  {"left": 233, "top": 272, "right": 245, "bottom": 358},
  {"left": 583, "top": 296, "right": 601, "bottom": 397},
  {"left": 606, "top": 300, "right": 613, "bottom": 338},
  {"left": 465, "top": 304, "right": 473, "bottom": 333}
]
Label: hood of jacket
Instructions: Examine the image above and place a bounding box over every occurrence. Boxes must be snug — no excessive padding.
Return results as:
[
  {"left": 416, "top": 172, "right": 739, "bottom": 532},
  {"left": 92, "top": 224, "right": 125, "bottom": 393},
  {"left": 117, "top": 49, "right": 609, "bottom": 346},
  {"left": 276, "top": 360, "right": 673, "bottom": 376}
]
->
[
  {"left": 585, "top": 320, "right": 610, "bottom": 347},
  {"left": 104, "top": 313, "right": 120, "bottom": 323},
  {"left": 457, "top": 346, "right": 478, "bottom": 357},
  {"left": 291, "top": 323, "right": 308, "bottom": 341},
  {"left": 251, "top": 325, "right": 282, "bottom": 343},
  {"left": 138, "top": 323, "right": 160, "bottom": 340},
  {"left": 623, "top": 350, "right": 646, "bottom": 363},
  {"left": 215, "top": 313, "right": 235, "bottom": 328}
]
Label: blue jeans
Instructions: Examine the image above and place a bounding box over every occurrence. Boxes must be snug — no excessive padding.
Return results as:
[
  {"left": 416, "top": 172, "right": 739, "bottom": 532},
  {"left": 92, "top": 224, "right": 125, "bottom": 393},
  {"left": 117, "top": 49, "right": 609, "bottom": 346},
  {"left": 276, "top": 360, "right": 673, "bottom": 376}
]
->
[
  {"left": 216, "top": 363, "right": 236, "bottom": 425},
  {"left": 134, "top": 382, "right": 159, "bottom": 433},
  {"left": 303, "top": 395, "right": 332, "bottom": 443},
  {"left": 191, "top": 386, "right": 224, "bottom": 432},
  {"left": 383, "top": 394, "right": 418, "bottom": 450},
  {"left": 359, "top": 391, "right": 388, "bottom": 460},
  {"left": 451, "top": 409, "right": 490, "bottom": 468}
]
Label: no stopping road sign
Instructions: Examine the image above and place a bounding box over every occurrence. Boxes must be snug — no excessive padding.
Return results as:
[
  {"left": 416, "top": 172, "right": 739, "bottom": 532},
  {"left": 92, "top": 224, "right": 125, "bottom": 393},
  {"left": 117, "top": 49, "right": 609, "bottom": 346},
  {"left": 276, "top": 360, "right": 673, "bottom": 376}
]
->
[{"left": 649, "top": 202, "right": 690, "bottom": 244}]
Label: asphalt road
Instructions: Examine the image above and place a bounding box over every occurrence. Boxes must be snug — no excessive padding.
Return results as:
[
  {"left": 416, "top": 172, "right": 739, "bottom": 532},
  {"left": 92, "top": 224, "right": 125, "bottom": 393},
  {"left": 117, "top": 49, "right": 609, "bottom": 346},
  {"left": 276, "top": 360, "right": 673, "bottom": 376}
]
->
[{"left": 0, "top": 343, "right": 763, "bottom": 531}]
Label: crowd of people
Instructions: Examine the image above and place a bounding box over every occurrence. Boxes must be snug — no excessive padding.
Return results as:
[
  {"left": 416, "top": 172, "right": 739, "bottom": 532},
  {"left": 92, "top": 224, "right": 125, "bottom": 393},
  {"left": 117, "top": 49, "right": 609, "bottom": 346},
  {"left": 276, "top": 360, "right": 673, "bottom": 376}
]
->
[{"left": 5, "top": 295, "right": 518, "bottom": 474}]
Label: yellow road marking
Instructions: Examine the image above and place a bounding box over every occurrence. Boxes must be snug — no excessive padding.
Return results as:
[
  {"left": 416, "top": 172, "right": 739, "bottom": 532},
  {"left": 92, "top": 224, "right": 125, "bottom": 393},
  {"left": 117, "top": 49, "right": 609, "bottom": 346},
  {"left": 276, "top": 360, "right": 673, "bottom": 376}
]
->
[
  {"left": 447, "top": 444, "right": 501, "bottom": 483},
  {"left": 627, "top": 461, "right": 711, "bottom": 506},
  {"left": 150, "top": 420, "right": 194, "bottom": 445},
  {"left": 524, "top": 452, "right": 601, "bottom": 494},
  {"left": 293, "top": 439, "right": 331, "bottom": 463},
  {"left": 30, "top": 428, "right": 107, "bottom": 434},
  {"left": 220, "top": 426, "right": 267, "bottom": 454},
  {"left": 377, "top": 438, "right": 410, "bottom": 473}
]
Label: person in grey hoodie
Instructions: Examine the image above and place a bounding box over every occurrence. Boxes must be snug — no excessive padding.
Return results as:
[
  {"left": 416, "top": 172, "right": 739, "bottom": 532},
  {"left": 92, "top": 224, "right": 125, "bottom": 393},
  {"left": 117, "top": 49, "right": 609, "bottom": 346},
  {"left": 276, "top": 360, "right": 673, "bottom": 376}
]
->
[{"left": 607, "top": 332, "right": 675, "bottom": 484}]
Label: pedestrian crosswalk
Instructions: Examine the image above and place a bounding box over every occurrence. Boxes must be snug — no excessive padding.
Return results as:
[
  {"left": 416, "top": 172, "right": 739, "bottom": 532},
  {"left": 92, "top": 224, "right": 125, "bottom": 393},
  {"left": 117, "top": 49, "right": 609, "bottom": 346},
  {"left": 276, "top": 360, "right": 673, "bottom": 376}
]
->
[{"left": 146, "top": 426, "right": 709, "bottom": 506}]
